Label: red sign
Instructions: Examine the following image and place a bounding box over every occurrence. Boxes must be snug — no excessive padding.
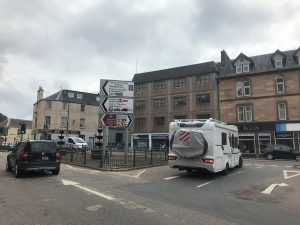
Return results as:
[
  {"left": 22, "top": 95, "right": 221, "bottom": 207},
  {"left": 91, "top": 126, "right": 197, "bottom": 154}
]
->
[{"left": 101, "top": 114, "right": 116, "bottom": 127}]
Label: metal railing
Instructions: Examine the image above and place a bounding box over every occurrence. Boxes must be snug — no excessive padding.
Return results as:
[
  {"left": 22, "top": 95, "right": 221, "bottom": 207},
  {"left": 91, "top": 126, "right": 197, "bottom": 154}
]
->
[{"left": 60, "top": 146, "right": 168, "bottom": 169}]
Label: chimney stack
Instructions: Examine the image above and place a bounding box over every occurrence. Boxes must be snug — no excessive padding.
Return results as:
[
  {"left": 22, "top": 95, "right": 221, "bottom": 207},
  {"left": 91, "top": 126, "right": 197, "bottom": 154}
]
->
[{"left": 37, "top": 86, "right": 44, "bottom": 102}]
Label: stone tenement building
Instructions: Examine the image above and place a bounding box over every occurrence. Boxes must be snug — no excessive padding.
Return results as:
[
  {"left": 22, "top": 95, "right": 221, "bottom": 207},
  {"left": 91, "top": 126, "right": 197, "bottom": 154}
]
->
[
  {"left": 131, "top": 61, "right": 219, "bottom": 149},
  {"left": 218, "top": 48, "right": 300, "bottom": 155}
]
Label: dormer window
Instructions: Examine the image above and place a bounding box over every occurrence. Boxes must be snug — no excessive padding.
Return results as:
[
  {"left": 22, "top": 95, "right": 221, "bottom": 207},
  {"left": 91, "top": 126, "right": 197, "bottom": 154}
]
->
[
  {"left": 275, "top": 59, "right": 282, "bottom": 68},
  {"left": 77, "top": 93, "right": 83, "bottom": 99},
  {"left": 236, "top": 65, "right": 242, "bottom": 74},
  {"left": 243, "top": 64, "right": 249, "bottom": 72},
  {"left": 236, "top": 63, "right": 250, "bottom": 74},
  {"left": 68, "top": 92, "right": 74, "bottom": 98}
]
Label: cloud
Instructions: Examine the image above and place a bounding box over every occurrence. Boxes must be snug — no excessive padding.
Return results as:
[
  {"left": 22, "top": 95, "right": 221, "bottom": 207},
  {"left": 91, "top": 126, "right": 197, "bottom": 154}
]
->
[{"left": 0, "top": 0, "right": 299, "bottom": 120}]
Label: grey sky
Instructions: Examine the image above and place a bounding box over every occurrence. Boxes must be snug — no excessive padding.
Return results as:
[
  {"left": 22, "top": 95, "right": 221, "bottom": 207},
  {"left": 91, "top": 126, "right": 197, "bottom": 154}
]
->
[{"left": 0, "top": 0, "right": 299, "bottom": 120}]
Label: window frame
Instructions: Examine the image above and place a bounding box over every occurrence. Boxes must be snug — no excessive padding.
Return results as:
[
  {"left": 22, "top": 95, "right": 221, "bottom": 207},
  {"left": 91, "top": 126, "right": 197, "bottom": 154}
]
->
[
  {"left": 135, "top": 118, "right": 146, "bottom": 129},
  {"left": 174, "top": 78, "right": 186, "bottom": 88},
  {"left": 154, "top": 117, "right": 165, "bottom": 126},
  {"left": 62, "top": 102, "right": 68, "bottom": 111},
  {"left": 44, "top": 116, "right": 51, "bottom": 128},
  {"left": 79, "top": 118, "right": 85, "bottom": 129},
  {"left": 236, "top": 65, "right": 243, "bottom": 74},
  {"left": 236, "top": 81, "right": 244, "bottom": 97},
  {"left": 135, "top": 83, "right": 146, "bottom": 93},
  {"left": 80, "top": 104, "right": 85, "bottom": 112},
  {"left": 153, "top": 81, "right": 165, "bottom": 90},
  {"left": 278, "top": 102, "right": 287, "bottom": 120},
  {"left": 68, "top": 92, "right": 74, "bottom": 98},
  {"left": 243, "top": 64, "right": 250, "bottom": 72},
  {"left": 276, "top": 76, "right": 284, "bottom": 93},
  {"left": 154, "top": 99, "right": 165, "bottom": 108},
  {"left": 45, "top": 101, "right": 52, "bottom": 111},
  {"left": 243, "top": 80, "right": 251, "bottom": 96},
  {"left": 275, "top": 59, "right": 283, "bottom": 68},
  {"left": 174, "top": 96, "right": 186, "bottom": 107},
  {"left": 237, "top": 105, "right": 253, "bottom": 122},
  {"left": 60, "top": 117, "right": 68, "bottom": 128},
  {"left": 135, "top": 100, "right": 146, "bottom": 109},
  {"left": 196, "top": 74, "right": 209, "bottom": 85},
  {"left": 196, "top": 94, "right": 210, "bottom": 104}
]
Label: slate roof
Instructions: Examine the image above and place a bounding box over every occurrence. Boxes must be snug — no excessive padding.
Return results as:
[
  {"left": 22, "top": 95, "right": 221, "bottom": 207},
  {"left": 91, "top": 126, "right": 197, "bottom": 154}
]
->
[
  {"left": 42, "top": 90, "right": 99, "bottom": 106},
  {"left": 0, "top": 118, "right": 32, "bottom": 129},
  {"left": 219, "top": 48, "right": 300, "bottom": 78},
  {"left": 132, "top": 61, "right": 217, "bottom": 83}
]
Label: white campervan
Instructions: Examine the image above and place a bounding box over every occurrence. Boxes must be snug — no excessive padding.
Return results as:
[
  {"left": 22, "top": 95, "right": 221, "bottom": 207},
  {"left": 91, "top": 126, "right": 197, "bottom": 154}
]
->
[{"left": 168, "top": 118, "right": 243, "bottom": 175}]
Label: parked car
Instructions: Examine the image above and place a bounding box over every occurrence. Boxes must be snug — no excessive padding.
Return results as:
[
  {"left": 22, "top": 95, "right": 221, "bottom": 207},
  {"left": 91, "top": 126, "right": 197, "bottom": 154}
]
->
[
  {"left": 55, "top": 137, "right": 88, "bottom": 151},
  {"left": 263, "top": 144, "right": 300, "bottom": 161},
  {"left": 6, "top": 140, "right": 61, "bottom": 177}
]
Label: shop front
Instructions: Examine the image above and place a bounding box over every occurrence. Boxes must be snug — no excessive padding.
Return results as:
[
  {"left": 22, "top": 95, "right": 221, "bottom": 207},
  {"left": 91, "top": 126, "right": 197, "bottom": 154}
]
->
[{"left": 131, "top": 133, "right": 169, "bottom": 150}]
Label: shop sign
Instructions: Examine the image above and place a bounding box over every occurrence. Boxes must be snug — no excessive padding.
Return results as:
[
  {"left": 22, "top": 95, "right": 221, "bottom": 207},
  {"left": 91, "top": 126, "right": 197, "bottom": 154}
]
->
[
  {"left": 238, "top": 124, "right": 275, "bottom": 132},
  {"left": 151, "top": 134, "right": 169, "bottom": 140},
  {"left": 275, "top": 133, "right": 293, "bottom": 139},
  {"left": 133, "top": 134, "right": 149, "bottom": 140}
]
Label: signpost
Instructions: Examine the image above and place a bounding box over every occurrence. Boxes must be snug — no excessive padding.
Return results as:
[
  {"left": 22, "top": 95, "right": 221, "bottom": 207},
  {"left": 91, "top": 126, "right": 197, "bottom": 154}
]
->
[{"left": 99, "top": 79, "right": 134, "bottom": 162}]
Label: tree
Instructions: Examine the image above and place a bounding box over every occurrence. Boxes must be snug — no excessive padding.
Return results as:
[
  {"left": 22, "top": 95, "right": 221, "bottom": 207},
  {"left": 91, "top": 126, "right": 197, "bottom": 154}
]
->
[{"left": 0, "top": 113, "right": 7, "bottom": 123}]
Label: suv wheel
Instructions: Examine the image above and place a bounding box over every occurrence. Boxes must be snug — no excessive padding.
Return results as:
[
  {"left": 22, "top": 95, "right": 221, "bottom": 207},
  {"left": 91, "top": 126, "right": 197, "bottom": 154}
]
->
[
  {"left": 15, "top": 164, "right": 23, "bottom": 178},
  {"left": 6, "top": 160, "right": 12, "bottom": 172},
  {"left": 266, "top": 154, "right": 274, "bottom": 160},
  {"left": 52, "top": 168, "right": 60, "bottom": 175},
  {"left": 296, "top": 155, "right": 300, "bottom": 161}
]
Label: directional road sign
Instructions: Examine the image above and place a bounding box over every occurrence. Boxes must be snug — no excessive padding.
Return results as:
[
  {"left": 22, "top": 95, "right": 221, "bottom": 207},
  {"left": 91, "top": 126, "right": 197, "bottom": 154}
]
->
[
  {"left": 101, "top": 114, "right": 132, "bottom": 127},
  {"left": 101, "top": 80, "right": 134, "bottom": 98},
  {"left": 101, "top": 97, "right": 133, "bottom": 113}
]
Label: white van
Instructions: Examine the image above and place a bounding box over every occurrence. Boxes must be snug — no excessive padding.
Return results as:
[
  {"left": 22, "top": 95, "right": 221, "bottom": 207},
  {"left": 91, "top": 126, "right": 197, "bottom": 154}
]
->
[
  {"left": 56, "top": 137, "right": 88, "bottom": 151},
  {"left": 168, "top": 118, "right": 243, "bottom": 175}
]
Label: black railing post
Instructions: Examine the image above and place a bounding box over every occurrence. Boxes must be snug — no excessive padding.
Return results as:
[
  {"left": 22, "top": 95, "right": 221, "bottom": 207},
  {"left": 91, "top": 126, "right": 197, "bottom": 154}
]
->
[
  {"left": 133, "top": 147, "right": 136, "bottom": 167},
  {"left": 150, "top": 147, "right": 153, "bottom": 165},
  {"left": 83, "top": 150, "right": 86, "bottom": 165},
  {"left": 100, "top": 149, "right": 103, "bottom": 168},
  {"left": 70, "top": 147, "right": 74, "bottom": 162}
]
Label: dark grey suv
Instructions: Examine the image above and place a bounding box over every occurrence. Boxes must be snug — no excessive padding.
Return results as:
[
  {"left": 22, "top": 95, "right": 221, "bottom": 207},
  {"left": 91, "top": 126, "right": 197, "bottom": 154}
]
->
[
  {"left": 6, "top": 140, "right": 61, "bottom": 177},
  {"left": 263, "top": 144, "right": 300, "bottom": 161}
]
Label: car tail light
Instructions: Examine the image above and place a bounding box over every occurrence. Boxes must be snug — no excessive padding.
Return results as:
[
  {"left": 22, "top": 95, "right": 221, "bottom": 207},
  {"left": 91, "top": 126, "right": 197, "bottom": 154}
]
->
[
  {"left": 20, "top": 152, "right": 29, "bottom": 160},
  {"left": 168, "top": 156, "right": 177, "bottom": 160},
  {"left": 55, "top": 150, "right": 61, "bottom": 160},
  {"left": 202, "top": 158, "right": 214, "bottom": 164}
]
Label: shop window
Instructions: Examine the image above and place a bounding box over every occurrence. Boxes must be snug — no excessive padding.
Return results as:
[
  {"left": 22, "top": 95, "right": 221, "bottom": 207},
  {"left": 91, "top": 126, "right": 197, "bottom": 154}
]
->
[
  {"left": 275, "top": 133, "right": 294, "bottom": 148},
  {"left": 258, "top": 134, "right": 271, "bottom": 154},
  {"left": 239, "top": 135, "right": 255, "bottom": 154}
]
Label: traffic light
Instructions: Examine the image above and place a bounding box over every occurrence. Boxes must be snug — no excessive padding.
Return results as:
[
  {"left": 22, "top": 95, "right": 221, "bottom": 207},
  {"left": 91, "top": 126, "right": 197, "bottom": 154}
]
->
[
  {"left": 20, "top": 123, "right": 26, "bottom": 134},
  {"left": 57, "top": 131, "right": 65, "bottom": 145},
  {"left": 95, "top": 128, "right": 103, "bottom": 148}
]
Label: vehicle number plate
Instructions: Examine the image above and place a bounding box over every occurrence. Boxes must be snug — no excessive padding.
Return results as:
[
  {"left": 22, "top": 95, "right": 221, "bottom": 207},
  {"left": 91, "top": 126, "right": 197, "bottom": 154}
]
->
[{"left": 42, "top": 156, "right": 49, "bottom": 160}]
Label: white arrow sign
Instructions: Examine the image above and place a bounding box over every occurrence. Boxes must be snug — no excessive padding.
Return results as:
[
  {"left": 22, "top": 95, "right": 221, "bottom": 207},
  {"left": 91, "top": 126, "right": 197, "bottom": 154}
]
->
[
  {"left": 261, "top": 183, "right": 288, "bottom": 194},
  {"left": 101, "top": 80, "right": 134, "bottom": 98},
  {"left": 62, "top": 179, "right": 115, "bottom": 200},
  {"left": 101, "top": 97, "right": 133, "bottom": 113}
]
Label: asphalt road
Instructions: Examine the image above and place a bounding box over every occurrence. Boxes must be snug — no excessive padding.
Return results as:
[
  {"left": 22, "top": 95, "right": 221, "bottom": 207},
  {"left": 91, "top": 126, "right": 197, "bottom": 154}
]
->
[{"left": 1, "top": 152, "right": 300, "bottom": 225}]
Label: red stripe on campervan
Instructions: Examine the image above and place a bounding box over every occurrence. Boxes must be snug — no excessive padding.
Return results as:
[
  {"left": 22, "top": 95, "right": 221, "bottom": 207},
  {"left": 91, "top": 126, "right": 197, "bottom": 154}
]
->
[{"left": 180, "top": 131, "right": 190, "bottom": 142}]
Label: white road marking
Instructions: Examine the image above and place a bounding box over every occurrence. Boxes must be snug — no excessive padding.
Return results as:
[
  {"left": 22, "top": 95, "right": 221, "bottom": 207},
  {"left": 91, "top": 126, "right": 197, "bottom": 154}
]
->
[
  {"left": 62, "top": 179, "right": 115, "bottom": 200},
  {"left": 261, "top": 183, "right": 288, "bottom": 194},
  {"left": 227, "top": 170, "right": 247, "bottom": 177},
  {"left": 285, "top": 166, "right": 293, "bottom": 168},
  {"left": 87, "top": 205, "right": 102, "bottom": 211},
  {"left": 244, "top": 163, "right": 252, "bottom": 166},
  {"left": 196, "top": 180, "right": 217, "bottom": 188},
  {"left": 283, "top": 170, "right": 300, "bottom": 179},
  {"left": 255, "top": 167, "right": 263, "bottom": 169},
  {"left": 66, "top": 165, "right": 74, "bottom": 169},
  {"left": 268, "top": 165, "right": 279, "bottom": 167},
  {"left": 135, "top": 169, "right": 146, "bottom": 177},
  {"left": 164, "top": 175, "right": 181, "bottom": 180}
]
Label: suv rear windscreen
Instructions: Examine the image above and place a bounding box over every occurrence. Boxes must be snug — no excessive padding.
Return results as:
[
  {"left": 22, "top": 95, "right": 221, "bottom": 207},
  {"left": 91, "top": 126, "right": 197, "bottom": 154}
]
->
[{"left": 26, "top": 142, "right": 57, "bottom": 153}]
